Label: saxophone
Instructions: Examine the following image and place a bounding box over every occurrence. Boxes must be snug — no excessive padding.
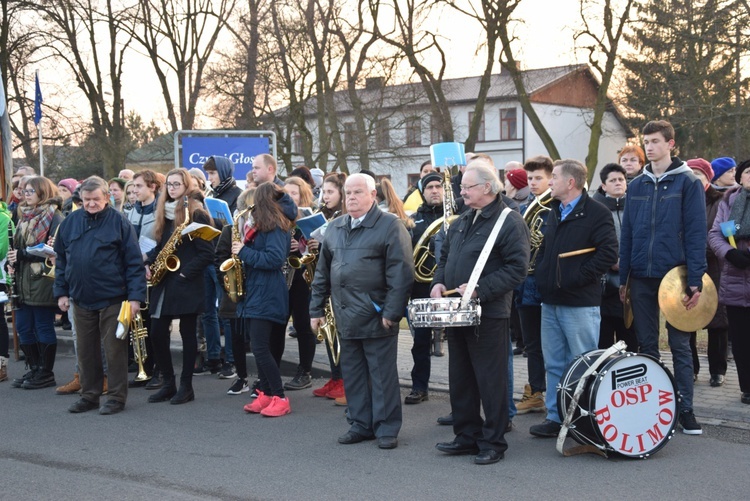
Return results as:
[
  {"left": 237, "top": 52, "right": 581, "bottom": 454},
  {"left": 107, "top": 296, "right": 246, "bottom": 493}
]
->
[
  {"left": 220, "top": 207, "right": 251, "bottom": 302},
  {"left": 148, "top": 197, "right": 189, "bottom": 287},
  {"left": 317, "top": 297, "right": 340, "bottom": 366}
]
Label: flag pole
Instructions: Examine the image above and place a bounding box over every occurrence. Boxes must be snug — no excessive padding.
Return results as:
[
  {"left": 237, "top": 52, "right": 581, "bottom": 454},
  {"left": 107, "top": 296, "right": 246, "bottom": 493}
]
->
[{"left": 36, "top": 70, "right": 44, "bottom": 177}]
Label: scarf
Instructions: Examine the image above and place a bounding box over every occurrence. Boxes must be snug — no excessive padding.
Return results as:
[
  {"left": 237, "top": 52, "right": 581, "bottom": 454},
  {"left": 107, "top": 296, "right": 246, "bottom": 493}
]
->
[
  {"left": 212, "top": 176, "right": 237, "bottom": 199},
  {"left": 728, "top": 188, "right": 750, "bottom": 240},
  {"left": 18, "top": 203, "right": 56, "bottom": 247},
  {"left": 164, "top": 199, "right": 177, "bottom": 221}
]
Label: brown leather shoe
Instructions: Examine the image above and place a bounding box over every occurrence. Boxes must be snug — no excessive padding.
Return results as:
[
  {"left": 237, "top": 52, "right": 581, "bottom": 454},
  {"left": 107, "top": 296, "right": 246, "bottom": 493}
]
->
[
  {"left": 56, "top": 373, "right": 81, "bottom": 395},
  {"left": 334, "top": 395, "right": 347, "bottom": 406}
]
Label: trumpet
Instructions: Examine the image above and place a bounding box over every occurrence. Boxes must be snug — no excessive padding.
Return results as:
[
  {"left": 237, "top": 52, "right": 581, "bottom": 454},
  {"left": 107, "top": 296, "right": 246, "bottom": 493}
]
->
[
  {"left": 130, "top": 313, "right": 149, "bottom": 382},
  {"left": 317, "top": 298, "right": 340, "bottom": 366}
]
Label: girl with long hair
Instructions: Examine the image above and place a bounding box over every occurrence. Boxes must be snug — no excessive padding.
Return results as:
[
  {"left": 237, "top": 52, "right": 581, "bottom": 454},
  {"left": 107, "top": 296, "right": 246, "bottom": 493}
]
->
[
  {"left": 311, "top": 172, "right": 347, "bottom": 400},
  {"left": 238, "top": 182, "right": 297, "bottom": 417},
  {"left": 145, "top": 168, "right": 215, "bottom": 405},
  {"left": 7, "top": 176, "right": 63, "bottom": 389}
]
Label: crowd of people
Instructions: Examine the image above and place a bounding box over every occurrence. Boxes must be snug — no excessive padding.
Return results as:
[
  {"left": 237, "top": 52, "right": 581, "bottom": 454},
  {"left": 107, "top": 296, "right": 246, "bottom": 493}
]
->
[{"left": 1, "top": 119, "right": 748, "bottom": 465}]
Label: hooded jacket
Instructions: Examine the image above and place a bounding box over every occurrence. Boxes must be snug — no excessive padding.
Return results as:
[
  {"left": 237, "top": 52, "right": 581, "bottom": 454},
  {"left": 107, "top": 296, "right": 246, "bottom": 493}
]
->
[
  {"left": 619, "top": 158, "right": 707, "bottom": 287},
  {"left": 235, "top": 193, "right": 297, "bottom": 324},
  {"left": 125, "top": 196, "right": 158, "bottom": 242},
  {"left": 210, "top": 156, "right": 242, "bottom": 214}
]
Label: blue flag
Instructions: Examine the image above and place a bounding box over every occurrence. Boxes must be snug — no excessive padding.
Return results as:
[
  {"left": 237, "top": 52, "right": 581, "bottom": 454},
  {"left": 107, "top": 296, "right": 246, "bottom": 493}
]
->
[{"left": 34, "top": 73, "right": 43, "bottom": 126}]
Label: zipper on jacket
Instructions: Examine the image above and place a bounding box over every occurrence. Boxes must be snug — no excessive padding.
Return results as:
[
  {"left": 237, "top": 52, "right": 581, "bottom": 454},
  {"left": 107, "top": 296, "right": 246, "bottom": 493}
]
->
[{"left": 647, "top": 181, "right": 658, "bottom": 276}]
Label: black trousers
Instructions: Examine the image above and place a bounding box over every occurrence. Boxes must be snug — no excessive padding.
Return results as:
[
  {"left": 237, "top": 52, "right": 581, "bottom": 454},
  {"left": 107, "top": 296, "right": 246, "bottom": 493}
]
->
[
  {"left": 447, "top": 318, "right": 509, "bottom": 454},
  {"left": 726, "top": 306, "right": 750, "bottom": 393},
  {"left": 289, "top": 272, "right": 316, "bottom": 372},
  {"left": 598, "top": 315, "right": 638, "bottom": 352},
  {"left": 151, "top": 314, "right": 197, "bottom": 384},
  {"left": 517, "top": 306, "right": 545, "bottom": 394}
]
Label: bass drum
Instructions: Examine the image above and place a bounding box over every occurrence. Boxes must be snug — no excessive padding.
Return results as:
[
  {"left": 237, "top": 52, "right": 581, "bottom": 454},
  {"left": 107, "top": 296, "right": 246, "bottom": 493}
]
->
[{"left": 557, "top": 350, "right": 679, "bottom": 458}]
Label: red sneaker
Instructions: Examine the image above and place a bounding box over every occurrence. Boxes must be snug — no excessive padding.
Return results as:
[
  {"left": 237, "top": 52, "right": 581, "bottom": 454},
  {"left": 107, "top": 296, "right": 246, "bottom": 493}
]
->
[
  {"left": 326, "top": 379, "right": 345, "bottom": 399},
  {"left": 244, "top": 391, "right": 272, "bottom": 413},
  {"left": 261, "top": 396, "right": 291, "bottom": 417},
  {"left": 312, "top": 379, "right": 335, "bottom": 397}
]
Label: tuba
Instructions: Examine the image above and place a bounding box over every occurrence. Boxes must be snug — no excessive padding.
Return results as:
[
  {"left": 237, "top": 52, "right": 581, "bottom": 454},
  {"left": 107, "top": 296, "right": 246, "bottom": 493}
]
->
[
  {"left": 317, "top": 297, "right": 340, "bottom": 366},
  {"left": 523, "top": 188, "right": 553, "bottom": 274},
  {"left": 220, "top": 207, "right": 252, "bottom": 302},
  {"left": 413, "top": 170, "right": 458, "bottom": 283},
  {"left": 148, "top": 197, "right": 189, "bottom": 287},
  {"left": 130, "top": 312, "right": 149, "bottom": 382}
]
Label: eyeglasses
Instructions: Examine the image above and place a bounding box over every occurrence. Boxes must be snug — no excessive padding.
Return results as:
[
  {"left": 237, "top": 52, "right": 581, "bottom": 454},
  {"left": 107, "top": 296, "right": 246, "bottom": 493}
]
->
[
  {"left": 459, "top": 183, "right": 481, "bottom": 191},
  {"left": 166, "top": 182, "right": 183, "bottom": 188},
  {"left": 23, "top": 189, "right": 36, "bottom": 195}
]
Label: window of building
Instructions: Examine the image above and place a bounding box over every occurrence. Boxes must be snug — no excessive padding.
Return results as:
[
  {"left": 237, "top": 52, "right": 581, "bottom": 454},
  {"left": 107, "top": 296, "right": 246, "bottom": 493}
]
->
[
  {"left": 500, "top": 107, "right": 517, "bottom": 140},
  {"left": 292, "top": 131, "right": 303, "bottom": 154},
  {"left": 344, "top": 122, "right": 357, "bottom": 151},
  {"left": 469, "top": 111, "right": 485, "bottom": 142},
  {"left": 406, "top": 116, "right": 422, "bottom": 147},
  {"left": 376, "top": 119, "right": 390, "bottom": 150},
  {"left": 430, "top": 115, "right": 442, "bottom": 144}
]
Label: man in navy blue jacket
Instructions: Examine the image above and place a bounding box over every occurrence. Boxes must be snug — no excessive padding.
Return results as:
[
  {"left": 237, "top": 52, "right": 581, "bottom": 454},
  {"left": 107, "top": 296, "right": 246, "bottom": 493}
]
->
[
  {"left": 619, "top": 120, "right": 707, "bottom": 435},
  {"left": 54, "top": 176, "right": 147, "bottom": 416}
]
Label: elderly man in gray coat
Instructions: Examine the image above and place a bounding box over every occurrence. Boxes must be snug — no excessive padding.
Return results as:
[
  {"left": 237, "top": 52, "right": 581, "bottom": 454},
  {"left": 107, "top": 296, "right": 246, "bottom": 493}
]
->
[{"left": 310, "top": 173, "right": 413, "bottom": 450}]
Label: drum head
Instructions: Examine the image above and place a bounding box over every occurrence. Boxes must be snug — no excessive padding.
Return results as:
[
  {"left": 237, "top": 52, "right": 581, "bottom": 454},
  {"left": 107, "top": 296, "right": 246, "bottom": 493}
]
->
[{"left": 590, "top": 354, "right": 678, "bottom": 458}]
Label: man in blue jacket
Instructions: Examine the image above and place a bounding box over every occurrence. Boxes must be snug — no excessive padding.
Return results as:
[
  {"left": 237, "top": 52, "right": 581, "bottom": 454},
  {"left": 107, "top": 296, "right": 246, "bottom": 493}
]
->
[
  {"left": 54, "top": 176, "right": 147, "bottom": 415},
  {"left": 619, "top": 120, "right": 707, "bottom": 435}
]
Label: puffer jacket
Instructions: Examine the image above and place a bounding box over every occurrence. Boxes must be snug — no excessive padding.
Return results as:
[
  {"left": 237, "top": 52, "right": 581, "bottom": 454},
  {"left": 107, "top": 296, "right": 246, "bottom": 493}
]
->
[
  {"left": 620, "top": 158, "right": 707, "bottom": 287},
  {"left": 310, "top": 202, "right": 413, "bottom": 339},
  {"left": 708, "top": 185, "right": 750, "bottom": 307},
  {"left": 535, "top": 191, "right": 618, "bottom": 307},
  {"left": 125, "top": 197, "right": 158, "bottom": 241},
  {"left": 433, "top": 195, "right": 529, "bottom": 319},
  {"left": 235, "top": 193, "right": 297, "bottom": 324}
]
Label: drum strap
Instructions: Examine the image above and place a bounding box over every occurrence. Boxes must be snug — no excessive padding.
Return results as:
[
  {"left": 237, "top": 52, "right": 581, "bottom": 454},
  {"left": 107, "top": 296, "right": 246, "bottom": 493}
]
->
[
  {"left": 461, "top": 207, "right": 512, "bottom": 310},
  {"left": 556, "top": 340, "right": 628, "bottom": 457}
]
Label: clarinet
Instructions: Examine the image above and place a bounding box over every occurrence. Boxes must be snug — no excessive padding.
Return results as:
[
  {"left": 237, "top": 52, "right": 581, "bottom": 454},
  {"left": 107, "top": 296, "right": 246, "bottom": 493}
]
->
[{"left": 7, "top": 220, "right": 20, "bottom": 310}]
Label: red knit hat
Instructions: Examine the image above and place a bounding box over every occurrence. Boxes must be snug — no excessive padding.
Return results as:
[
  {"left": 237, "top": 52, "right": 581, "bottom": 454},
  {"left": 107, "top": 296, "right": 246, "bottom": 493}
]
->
[
  {"left": 686, "top": 158, "right": 714, "bottom": 182},
  {"left": 505, "top": 169, "right": 528, "bottom": 189}
]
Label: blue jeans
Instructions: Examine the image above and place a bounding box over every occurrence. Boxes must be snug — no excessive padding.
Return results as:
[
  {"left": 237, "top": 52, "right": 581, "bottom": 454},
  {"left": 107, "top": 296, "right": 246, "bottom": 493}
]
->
[
  {"left": 202, "top": 267, "right": 233, "bottom": 363},
  {"left": 630, "top": 277, "right": 695, "bottom": 412},
  {"left": 16, "top": 305, "right": 57, "bottom": 345},
  {"left": 541, "top": 303, "right": 600, "bottom": 423}
]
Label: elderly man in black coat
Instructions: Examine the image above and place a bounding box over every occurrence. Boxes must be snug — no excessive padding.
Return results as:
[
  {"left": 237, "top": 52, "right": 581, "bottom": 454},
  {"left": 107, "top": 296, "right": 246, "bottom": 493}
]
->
[
  {"left": 310, "top": 173, "right": 413, "bottom": 450},
  {"left": 432, "top": 162, "right": 530, "bottom": 465}
]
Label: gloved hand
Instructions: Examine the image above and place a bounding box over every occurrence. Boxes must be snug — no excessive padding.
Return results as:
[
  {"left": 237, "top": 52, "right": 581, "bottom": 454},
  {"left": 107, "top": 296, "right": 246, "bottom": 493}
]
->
[{"left": 725, "top": 248, "right": 750, "bottom": 269}]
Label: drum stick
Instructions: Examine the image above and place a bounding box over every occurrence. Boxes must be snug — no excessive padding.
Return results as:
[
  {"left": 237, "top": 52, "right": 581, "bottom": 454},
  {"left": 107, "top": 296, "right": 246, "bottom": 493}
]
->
[
  {"left": 442, "top": 289, "right": 458, "bottom": 296},
  {"left": 558, "top": 247, "right": 596, "bottom": 259}
]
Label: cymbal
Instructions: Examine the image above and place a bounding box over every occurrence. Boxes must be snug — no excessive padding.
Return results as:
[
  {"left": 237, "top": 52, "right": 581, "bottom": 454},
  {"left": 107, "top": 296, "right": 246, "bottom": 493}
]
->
[
  {"left": 623, "top": 277, "right": 633, "bottom": 329},
  {"left": 658, "top": 266, "right": 718, "bottom": 332}
]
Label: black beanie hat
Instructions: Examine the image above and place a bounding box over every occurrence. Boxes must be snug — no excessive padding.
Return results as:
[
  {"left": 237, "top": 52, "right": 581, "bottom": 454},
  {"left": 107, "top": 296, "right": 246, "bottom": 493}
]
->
[
  {"left": 418, "top": 173, "right": 443, "bottom": 194},
  {"left": 736, "top": 159, "right": 750, "bottom": 184}
]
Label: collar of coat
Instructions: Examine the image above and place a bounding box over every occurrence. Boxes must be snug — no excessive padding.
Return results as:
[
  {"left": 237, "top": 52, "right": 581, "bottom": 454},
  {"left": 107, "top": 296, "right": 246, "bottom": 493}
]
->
[
  {"left": 333, "top": 201, "right": 384, "bottom": 229},
  {"left": 458, "top": 195, "right": 505, "bottom": 224},
  {"left": 549, "top": 190, "right": 591, "bottom": 221}
]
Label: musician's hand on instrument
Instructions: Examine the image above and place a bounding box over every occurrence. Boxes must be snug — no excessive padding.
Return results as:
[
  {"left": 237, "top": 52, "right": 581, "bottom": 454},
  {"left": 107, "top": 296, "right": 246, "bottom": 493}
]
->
[
  {"left": 430, "top": 284, "right": 446, "bottom": 299},
  {"left": 47, "top": 236, "right": 55, "bottom": 247},
  {"left": 58, "top": 296, "right": 70, "bottom": 312},
  {"left": 308, "top": 239, "right": 319, "bottom": 252},
  {"left": 290, "top": 238, "right": 299, "bottom": 252},
  {"left": 619, "top": 285, "right": 627, "bottom": 304},
  {"left": 7, "top": 249, "right": 17, "bottom": 264},
  {"left": 311, "top": 317, "right": 325, "bottom": 332},
  {"left": 145, "top": 265, "right": 152, "bottom": 280},
  {"left": 683, "top": 287, "right": 701, "bottom": 310},
  {"left": 231, "top": 241, "right": 244, "bottom": 255},
  {"left": 129, "top": 300, "right": 141, "bottom": 318},
  {"left": 49, "top": 256, "right": 56, "bottom": 266},
  {"left": 382, "top": 317, "right": 394, "bottom": 330},
  {"left": 456, "top": 283, "right": 476, "bottom": 298}
]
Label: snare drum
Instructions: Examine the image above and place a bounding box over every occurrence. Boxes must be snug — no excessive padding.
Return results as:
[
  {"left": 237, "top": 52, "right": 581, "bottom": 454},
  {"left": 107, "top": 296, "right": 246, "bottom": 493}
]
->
[
  {"left": 557, "top": 349, "right": 679, "bottom": 458},
  {"left": 407, "top": 298, "right": 481, "bottom": 328}
]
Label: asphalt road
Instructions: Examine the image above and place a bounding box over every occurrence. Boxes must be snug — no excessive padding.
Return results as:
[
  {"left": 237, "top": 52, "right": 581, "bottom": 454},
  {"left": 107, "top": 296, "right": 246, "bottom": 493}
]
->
[{"left": 2, "top": 354, "right": 749, "bottom": 500}]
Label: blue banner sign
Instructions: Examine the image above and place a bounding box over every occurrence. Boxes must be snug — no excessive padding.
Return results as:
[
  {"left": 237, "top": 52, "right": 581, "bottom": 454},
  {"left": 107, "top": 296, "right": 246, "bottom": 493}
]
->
[{"left": 181, "top": 136, "right": 271, "bottom": 180}]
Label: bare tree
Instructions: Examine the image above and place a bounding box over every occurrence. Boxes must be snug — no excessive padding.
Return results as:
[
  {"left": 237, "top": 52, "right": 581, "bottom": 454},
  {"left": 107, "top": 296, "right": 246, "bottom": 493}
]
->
[
  {"left": 125, "top": 0, "right": 237, "bottom": 131},
  {"left": 576, "top": 0, "right": 635, "bottom": 182}
]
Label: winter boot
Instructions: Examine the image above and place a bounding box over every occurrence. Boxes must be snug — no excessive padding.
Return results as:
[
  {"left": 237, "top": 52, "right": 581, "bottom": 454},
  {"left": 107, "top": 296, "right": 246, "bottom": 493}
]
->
[
  {"left": 12, "top": 344, "right": 40, "bottom": 388},
  {"left": 23, "top": 343, "right": 57, "bottom": 389},
  {"left": 148, "top": 375, "right": 177, "bottom": 403},
  {"left": 170, "top": 378, "right": 195, "bottom": 405}
]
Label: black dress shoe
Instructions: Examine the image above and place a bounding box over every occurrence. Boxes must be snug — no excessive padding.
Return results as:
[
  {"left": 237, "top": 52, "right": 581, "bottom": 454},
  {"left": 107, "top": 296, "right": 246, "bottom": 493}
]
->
[
  {"left": 436, "top": 413, "right": 454, "bottom": 426},
  {"left": 741, "top": 393, "right": 750, "bottom": 405},
  {"left": 68, "top": 398, "right": 99, "bottom": 414},
  {"left": 377, "top": 436, "right": 398, "bottom": 449},
  {"left": 404, "top": 389, "right": 429, "bottom": 404},
  {"left": 99, "top": 400, "right": 125, "bottom": 415},
  {"left": 128, "top": 377, "right": 150, "bottom": 388},
  {"left": 709, "top": 374, "right": 725, "bottom": 387},
  {"left": 506, "top": 420, "right": 513, "bottom": 433},
  {"left": 338, "top": 431, "right": 375, "bottom": 444},
  {"left": 529, "top": 419, "right": 561, "bottom": 438},
  {"left": 435, "top": 441, "right": 480, "bottom": 455},
  {"left": 474, "top": 449, "right": 504, "bottom": 465},
  {"left": 145, "top": 373, "right": 164, "bottom": 390}
]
